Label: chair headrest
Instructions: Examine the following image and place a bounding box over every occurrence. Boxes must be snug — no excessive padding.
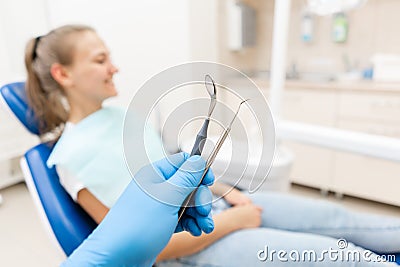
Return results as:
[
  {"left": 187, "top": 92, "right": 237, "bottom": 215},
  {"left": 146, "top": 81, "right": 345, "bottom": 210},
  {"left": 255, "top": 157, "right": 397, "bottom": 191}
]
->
[{"left": 0, "top": 82, "right": 40, "bottom": 135}]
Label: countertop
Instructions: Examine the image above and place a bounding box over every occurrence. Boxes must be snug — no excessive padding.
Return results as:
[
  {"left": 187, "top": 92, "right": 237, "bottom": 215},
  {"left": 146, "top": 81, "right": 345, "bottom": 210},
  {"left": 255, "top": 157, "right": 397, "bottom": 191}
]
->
[{"left": 228, "top": 77, "right": 400, "bottom": 94}]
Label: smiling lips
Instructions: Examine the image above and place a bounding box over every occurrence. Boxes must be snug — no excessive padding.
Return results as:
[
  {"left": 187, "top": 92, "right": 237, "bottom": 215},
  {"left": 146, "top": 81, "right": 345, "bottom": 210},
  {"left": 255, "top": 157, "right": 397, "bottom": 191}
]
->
[{"left": 105, "top": 79, "right": 114, "bottom": 86}]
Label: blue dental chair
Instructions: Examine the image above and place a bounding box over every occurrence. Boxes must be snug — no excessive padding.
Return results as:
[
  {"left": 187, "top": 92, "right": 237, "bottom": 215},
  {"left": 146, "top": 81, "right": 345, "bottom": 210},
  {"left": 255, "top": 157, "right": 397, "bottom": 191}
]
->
[{"left": 0, "top": 82, "right": 97, "bottom": 257}]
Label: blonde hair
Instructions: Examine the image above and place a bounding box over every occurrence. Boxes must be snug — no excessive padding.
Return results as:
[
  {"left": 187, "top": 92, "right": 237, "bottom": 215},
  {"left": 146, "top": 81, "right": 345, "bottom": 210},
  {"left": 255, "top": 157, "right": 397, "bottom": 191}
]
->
[{"left": 24, "top": 24, "right": 94, "bottom": 138}]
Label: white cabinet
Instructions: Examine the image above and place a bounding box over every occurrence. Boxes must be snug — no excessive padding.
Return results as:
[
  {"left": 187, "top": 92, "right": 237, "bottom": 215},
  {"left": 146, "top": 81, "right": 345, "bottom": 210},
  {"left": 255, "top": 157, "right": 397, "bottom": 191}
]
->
[
  {"left": 282, "top": 88, "right": 337, "bottom": 191},
  {"left": 282, "top": 89, "right": 337, "bottom": 126},
  {"left": 332, "top": 92, "right": 400, "bottom": 206},
  {"left": 0, "top": 106, "right": 38, "bottom": 189},
  {"left": 338, "top": 92, "right": 400, "bottom": 124},
  {"left": 283, "top": 141, "right": 335, "bottom": 191},
  {"left": 333, "top": 150, "right": 400, "bottom": 206},
  {"left": 281, "top": 85, "right": 400, "bottom": 206}
]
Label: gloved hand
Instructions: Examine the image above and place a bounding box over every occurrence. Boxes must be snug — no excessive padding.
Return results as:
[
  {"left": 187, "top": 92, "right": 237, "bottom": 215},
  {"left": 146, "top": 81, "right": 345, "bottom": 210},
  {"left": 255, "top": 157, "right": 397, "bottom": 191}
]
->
[{"left": 62, "top": 152, "right": 214, "bottom": 267}]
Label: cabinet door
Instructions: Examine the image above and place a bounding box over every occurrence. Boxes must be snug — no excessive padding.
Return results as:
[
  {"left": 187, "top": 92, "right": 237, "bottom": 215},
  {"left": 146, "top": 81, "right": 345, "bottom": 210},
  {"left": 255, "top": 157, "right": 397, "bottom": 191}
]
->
[
  {"left": 282, "top": 89, "right": 337, "bottom": 126},
  {"left": 333, "top": 120, "right": 400, "bottom": 206},
  {"left": 0, "top": 108, "right": 37, "bottom": 160},
  {"left": 282, "top": 89, "right": 337, "bottom": 188},
  {"left": 0, "top": 108, "right": 38, "bottom": 188},
  {"left": 284, "top": 141, "right": 334, "bottom": 190},
  {"left": 333, "top": 151, "right": 400, "bottom": 206},
  {"left": 338, "top": 92, "right": 400, "bottom": 124}
]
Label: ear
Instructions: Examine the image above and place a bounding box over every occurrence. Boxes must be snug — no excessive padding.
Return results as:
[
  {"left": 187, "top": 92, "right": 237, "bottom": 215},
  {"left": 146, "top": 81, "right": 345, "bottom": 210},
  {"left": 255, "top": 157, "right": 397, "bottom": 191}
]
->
[{"left": 50, "top": 63, "right": 73, "bottom": 88}]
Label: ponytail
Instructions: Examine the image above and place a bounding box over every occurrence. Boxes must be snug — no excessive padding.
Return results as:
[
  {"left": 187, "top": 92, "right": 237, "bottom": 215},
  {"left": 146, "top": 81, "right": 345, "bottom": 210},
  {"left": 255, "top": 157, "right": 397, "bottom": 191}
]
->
[{"left": 24, "top": 25, "right": 94, "bottom": 139}]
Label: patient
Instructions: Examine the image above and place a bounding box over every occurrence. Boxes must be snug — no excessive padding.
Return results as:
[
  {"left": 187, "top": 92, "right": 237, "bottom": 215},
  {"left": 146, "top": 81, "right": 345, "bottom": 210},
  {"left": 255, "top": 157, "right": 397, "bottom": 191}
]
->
[{"left": 25, "top": 24, "right": 400, "bottom": 266}]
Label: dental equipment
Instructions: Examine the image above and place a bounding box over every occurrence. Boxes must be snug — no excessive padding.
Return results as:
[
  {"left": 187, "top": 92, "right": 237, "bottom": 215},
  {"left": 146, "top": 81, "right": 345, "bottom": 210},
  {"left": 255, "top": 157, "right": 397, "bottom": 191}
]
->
[
  {"left": 190, "top": 75, "right": 217, "bottom": 156},
  {"left": 178, "top": 99, "right": 248, "bottom": 221}
]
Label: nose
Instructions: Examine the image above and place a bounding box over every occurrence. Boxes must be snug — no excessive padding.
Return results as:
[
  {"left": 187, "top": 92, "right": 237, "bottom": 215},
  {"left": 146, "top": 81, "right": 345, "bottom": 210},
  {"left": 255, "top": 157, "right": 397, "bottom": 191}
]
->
[{"left": 109, "top": 62, "right": 119, "bottom": 74}]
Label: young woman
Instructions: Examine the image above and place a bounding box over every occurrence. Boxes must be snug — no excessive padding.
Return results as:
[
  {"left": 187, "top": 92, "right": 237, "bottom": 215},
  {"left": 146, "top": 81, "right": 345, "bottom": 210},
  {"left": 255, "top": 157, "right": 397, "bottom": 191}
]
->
[{"left": 25, "top": 24, "right": 400, "bottom": 267}]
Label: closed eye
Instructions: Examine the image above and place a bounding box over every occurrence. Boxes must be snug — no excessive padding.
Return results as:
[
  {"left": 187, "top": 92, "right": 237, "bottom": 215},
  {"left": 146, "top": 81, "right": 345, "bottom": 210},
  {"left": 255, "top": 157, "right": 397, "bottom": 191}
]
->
[
  {"left": 94, "top": 55, "right": 106, "bottom": 64},
  {"left": 93, "top": 52, "right": 109, "bottom": 64},
  {"left": 92, "top": 48, "right": 113, "bottom": 66}
]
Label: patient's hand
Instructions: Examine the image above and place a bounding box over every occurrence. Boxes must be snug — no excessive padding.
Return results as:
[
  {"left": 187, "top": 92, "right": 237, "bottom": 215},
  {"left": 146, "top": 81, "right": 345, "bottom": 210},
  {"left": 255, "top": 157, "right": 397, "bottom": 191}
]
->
[
  {"left": 223, "top": 204, "right": 262, "bottom": 230},
  {"left": 223, "top": 188, "right": 252, "bottom": 206}
]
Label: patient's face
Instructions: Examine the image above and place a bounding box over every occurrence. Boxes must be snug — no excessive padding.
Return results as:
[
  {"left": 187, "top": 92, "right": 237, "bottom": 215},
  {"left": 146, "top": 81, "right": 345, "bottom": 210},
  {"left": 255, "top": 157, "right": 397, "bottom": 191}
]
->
[{"left": 66, "top": 30, "right": 119, "bottom": 104}]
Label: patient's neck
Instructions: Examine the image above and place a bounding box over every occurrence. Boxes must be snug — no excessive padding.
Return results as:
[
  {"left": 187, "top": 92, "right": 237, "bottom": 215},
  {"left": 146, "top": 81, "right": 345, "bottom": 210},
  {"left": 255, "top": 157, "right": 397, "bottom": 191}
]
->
[{"left": 68, "top": 100, "right": 102, "bottom": 124}]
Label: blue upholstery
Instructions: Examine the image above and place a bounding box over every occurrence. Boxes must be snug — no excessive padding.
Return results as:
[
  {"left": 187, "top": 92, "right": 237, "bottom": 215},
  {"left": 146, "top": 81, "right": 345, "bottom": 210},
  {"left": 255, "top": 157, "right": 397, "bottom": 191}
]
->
[
  {"left": 25, "top": 143, "right": 97, "bottom": 255},
  {"left": 0, "top": 82, "right": 96, "bottom": 256},
  {"left": 0, "top": 82, "right": 39, "bottom": 135}
]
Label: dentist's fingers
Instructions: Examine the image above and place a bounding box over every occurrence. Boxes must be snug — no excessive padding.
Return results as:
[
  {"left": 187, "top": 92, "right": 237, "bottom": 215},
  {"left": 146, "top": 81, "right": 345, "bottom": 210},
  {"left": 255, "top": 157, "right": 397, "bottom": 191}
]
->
[
  {"left": 182, "top": 217, "right": 202, "bottom": 237},
  {"left": 152, "top": 152, "right": 190, "bottom": 179},
  {"left": 151, "top": 153, "right": 214, "bottom": 186},
  {"left": 185, "top": 207, "right": 214, "bottom": 234},
  {"left": 183, "top": 186, "right": 214, "bottom": 234},
  {"left": 200, "top": 168, "right": 214, "bottom": 186},
  {"left": 168, "top": 155, "right": 208, "bottom": 189},
  {"left": 135, "top": 155, "right": 214, "bottom": 208},
  {"left": 195, "top": 216, "right": 214, "bottom": 234},
  {"left": 195, "top": 185, "right": 212, "bottom": 216}
]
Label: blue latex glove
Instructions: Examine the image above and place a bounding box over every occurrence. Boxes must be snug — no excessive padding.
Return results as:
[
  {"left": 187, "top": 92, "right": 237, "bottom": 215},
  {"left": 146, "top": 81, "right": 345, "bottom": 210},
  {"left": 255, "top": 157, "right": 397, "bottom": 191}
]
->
[{"left": 62, "top": 152, "right": 214, "bottom": 267}]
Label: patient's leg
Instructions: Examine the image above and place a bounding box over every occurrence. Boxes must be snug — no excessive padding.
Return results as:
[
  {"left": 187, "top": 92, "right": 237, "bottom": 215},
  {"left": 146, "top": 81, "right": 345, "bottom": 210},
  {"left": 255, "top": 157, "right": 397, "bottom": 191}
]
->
[
  {"left": 249, "top": 191, "right": 400, "bottom": 253},
  {"left": 158, "top": 228, "right": 397, "bottom": 267}
]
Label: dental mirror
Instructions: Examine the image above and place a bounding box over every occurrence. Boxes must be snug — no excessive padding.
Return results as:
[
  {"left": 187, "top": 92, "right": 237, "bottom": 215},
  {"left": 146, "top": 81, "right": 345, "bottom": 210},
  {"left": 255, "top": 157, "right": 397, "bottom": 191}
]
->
[
  {"left": 205, "top": 74, "right": 217, "bottom": 118},
  {"left": 190, "top": 75, "right": 218, "bottom": 156}
]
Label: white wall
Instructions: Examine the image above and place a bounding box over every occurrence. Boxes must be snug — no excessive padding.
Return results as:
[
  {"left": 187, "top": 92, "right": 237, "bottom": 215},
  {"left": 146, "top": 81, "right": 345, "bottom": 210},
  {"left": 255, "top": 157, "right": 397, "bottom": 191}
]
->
[
  {"left": 0, "top": 0, "right": 49, "bottom": 84},
  {"left": 189, "top": 0, "right": 218, "bottom": 62},
  {"left": 46, "top": 0, "right": 192, "bottom": 107},
  {"left": 0, "top": 0, "right": 219, "bottom": 102},
  {"left": 0, "top": 18, "right": 9, "bottom": 83}
]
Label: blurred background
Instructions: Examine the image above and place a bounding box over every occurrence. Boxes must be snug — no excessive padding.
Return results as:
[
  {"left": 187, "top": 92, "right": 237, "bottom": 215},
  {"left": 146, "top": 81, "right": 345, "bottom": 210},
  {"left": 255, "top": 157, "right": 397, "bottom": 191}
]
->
[{"left": 0, "top": 0, "right": 400, "bottom": 265}]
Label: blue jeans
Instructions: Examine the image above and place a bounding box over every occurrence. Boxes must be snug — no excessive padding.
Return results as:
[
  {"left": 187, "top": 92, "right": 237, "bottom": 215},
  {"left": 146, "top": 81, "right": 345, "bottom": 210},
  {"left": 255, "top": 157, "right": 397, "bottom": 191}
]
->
[{"left": 158, "top": 192, "right": 400, "bottom": 266}]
